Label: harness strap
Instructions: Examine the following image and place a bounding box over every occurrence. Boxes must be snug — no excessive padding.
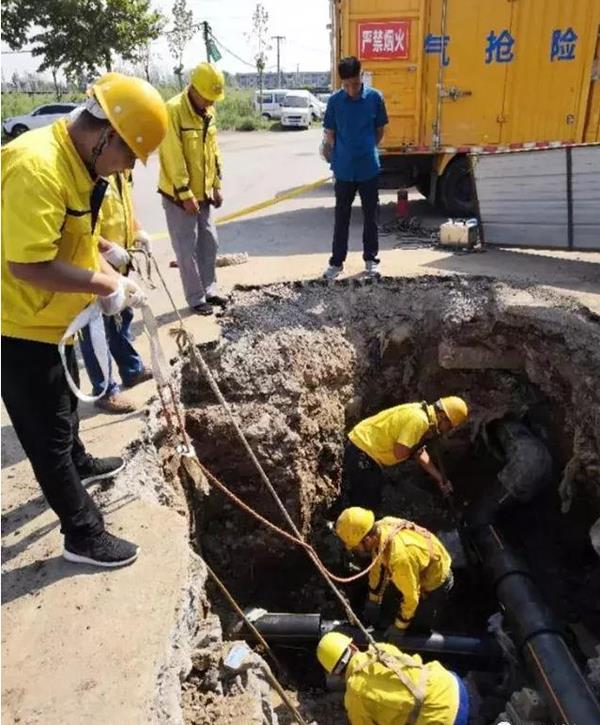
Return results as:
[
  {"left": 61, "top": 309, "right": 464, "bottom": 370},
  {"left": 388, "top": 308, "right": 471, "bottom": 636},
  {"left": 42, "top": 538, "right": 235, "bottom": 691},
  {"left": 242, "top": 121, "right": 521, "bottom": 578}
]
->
[
  {"left": 59, "top": 302, "right": 110, "bottom": 402},
  {"left": 369, "top": 519, "right": 437, "bottom": 600},
  {"left": 355, "top": 647, "right": 428, "bottom": 725}
]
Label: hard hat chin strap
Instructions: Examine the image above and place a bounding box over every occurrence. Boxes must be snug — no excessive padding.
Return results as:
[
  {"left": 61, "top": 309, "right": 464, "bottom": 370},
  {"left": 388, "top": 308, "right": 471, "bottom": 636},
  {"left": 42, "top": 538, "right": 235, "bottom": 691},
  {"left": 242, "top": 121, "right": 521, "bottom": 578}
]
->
[{"left": 89, "top": 125, "right": 111, "bottom": 176}]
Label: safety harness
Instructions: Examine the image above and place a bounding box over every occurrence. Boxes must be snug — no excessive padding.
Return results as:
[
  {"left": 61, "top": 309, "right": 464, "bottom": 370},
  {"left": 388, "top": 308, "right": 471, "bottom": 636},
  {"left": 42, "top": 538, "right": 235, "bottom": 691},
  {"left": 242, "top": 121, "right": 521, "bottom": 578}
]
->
[
  {"left": 352, "top": 645, "right": 429, "bottom": 725},
  {"left": 369, "top": 518, "right": 437, "bottom": 606}
]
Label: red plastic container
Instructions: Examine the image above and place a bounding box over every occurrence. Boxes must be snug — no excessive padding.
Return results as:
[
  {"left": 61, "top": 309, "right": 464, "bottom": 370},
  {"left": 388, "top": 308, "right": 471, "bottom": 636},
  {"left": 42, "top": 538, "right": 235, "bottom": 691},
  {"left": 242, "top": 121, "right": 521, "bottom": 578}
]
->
[{"left": 395, "top": 189, "right": 410, "bottom": 218}]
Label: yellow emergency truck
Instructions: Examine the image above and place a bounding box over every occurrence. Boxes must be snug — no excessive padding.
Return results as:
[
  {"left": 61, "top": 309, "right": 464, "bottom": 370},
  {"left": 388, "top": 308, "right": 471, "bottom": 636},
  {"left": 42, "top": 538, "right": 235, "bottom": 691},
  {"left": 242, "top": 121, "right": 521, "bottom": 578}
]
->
[{"left": 330, "top": 0, "right": 600, "bottom": 213}]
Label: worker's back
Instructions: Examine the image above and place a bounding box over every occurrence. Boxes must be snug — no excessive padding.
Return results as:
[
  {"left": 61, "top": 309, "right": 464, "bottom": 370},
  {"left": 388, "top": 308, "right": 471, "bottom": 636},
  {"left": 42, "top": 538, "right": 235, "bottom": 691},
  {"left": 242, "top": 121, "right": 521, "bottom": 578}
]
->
[
  {"left": 372, "top": 518, "right": 451, "bottom": 593},
  {"left": 349, "top": 403, "right": 432, "bottom": 466},
  {"left": 344, "top": 643, "right": 459, "bottom": 725}
]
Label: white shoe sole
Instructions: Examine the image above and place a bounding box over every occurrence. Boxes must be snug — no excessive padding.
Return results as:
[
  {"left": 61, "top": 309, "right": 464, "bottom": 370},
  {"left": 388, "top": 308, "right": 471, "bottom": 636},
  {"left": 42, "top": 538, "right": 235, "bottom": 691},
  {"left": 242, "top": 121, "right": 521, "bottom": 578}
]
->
[
  {"left": 80, "top": 460, "right": 126, "bottom": 486},
  {"left": 63, "top": 547, "right": 139, "bottom": 568}
]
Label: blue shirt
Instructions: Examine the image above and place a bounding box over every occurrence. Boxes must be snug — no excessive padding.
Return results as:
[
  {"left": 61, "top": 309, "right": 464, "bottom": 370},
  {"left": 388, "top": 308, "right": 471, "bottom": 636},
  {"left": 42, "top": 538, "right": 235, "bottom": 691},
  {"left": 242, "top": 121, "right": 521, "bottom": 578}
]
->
[{"left": 323, "top": 85, "right": 389, "bottom": 182}]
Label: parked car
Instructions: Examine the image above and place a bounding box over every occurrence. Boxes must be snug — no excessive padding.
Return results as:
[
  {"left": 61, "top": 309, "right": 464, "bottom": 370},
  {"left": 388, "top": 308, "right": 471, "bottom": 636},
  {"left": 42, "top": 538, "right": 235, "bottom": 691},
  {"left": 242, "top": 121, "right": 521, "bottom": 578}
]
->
[
  {"left": 308, "top": 92, "right": 326, "bottom": 121},
  {"left": 317, "top": 92, "right": 332, "bottom": 106},
  {"left": 280, "top": 91, "right": 313, "bottom": 129},
  {"left": 254, "top": 89, "right": 288, "bottom": 120},
  {"left": 2, "top": 102, "right": 81, "bottom": 137}
]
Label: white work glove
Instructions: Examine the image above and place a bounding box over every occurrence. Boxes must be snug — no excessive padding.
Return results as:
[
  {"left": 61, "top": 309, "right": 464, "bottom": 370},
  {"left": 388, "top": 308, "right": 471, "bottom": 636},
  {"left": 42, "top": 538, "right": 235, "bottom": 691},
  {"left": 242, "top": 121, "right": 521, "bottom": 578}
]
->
[
  {"left": 122, "top": 277, "right": 147, "bottom": 308},
  {"left": 134, "top": 229, "right": 152, "bottom": 256},
  {"left": 102, "top": 242, "right": 130, "bottom": 269},
  {"left": 99, "top": 280, "right": 127, "bottom": 316},
  {"left": 99, "top": 277, "right": 147, "bottom": 316}
]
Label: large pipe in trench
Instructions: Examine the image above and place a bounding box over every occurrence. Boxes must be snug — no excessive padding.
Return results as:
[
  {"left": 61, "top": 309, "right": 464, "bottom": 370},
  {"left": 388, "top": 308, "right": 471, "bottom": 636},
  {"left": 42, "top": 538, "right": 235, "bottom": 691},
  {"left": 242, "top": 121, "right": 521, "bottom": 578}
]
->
[
  {"left": 240, "top": 612, "right": 503, "bottom": 667},
  {"left": 471, "top": 522, "right": 600, "bottom": 725}
]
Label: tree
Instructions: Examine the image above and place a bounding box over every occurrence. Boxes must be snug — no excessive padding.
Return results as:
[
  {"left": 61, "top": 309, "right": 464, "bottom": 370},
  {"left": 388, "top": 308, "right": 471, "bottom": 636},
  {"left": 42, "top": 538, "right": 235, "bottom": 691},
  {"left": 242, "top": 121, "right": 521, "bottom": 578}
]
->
[
  {"left": 1, "top": 0, "right": 164, "bottom": 80},
  {"left": 166, "top": 0, "right": 201, "bottom": 90},
  {"left": 246, "top": 3, "right": 271, "bottom": 114}
]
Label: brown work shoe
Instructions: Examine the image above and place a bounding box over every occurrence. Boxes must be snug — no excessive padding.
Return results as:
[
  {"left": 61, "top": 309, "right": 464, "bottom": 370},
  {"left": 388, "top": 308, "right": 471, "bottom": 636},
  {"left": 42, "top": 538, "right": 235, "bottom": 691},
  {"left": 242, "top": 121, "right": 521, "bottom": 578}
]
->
[
  {"left": 123, "top": 367, "right": 153, "bottom": 389},
  {"left": 94, "top": 392, "right": 137, "bottom": 414}
]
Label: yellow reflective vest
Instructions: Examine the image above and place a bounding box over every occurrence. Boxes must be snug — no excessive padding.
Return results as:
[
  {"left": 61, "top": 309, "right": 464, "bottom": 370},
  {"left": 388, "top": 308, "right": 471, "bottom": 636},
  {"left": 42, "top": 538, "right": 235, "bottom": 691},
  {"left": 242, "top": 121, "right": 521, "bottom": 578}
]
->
[
  {"left": 158, "top": 89, "right": 222, "bottom": 203},
  {"left": 1, "top": 119, "right": 101, "bottom": 344},
  {"left": 368, "top": 518, "right": 452, "bottom": 629},
  {"left": 345, "top": 643, "right": 459, "bottom": 725}
]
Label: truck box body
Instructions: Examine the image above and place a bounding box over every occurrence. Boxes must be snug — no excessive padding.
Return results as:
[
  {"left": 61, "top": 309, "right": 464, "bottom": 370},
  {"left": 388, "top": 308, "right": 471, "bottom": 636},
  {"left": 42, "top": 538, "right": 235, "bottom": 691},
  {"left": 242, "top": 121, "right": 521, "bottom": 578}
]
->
[{"left": 330, "top": 0, "right": 600, "bottom": 211}]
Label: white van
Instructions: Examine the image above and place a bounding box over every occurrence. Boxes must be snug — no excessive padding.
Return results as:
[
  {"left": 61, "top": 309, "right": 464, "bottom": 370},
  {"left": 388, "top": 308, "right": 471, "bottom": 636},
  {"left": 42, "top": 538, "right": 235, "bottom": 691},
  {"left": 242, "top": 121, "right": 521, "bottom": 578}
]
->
[
  {"left": 280, "top": 90, "right": 313, "bottom": 129},
  {"left": 254, "top": 89, "right": 288, "bottom": 120}
]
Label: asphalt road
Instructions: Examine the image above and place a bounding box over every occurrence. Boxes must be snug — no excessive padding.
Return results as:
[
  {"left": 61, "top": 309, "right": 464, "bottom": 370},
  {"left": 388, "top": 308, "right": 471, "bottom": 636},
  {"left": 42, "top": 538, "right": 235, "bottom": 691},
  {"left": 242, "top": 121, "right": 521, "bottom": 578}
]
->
[{"left": 132, "top": 127, "right": 327, "bottom": 237}]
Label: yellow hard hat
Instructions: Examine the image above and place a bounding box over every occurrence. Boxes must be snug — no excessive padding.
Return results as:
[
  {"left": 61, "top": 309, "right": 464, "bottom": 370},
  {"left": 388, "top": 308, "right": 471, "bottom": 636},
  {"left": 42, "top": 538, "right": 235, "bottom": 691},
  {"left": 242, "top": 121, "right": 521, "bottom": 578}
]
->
[
  {"left": 335, "top": 507, "right": 375, "bottom": 550},
  {"left": 190, "top": 62, "right": 225, "bottom": 102},
  {"left": 91, "top": 72, "right": 168, "bottom": 164},
  {"left": 438, "top": 396, "right": 469, "bottom": 428},
  {"left": 317, "top": 632, "right": 353, "bottom": 674}
]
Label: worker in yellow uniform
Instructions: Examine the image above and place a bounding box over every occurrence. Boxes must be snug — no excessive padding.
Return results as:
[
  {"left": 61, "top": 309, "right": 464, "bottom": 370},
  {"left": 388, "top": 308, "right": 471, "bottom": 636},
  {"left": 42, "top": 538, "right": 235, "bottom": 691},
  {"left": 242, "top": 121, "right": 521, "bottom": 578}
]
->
[
  {"left": 335, "top": 507, "right": 453, "bottom": 636},
  {"left": 79, "top": 168, "right": 154, "bottom": 414},
  {"left": 158, "top": 62, "right": 228, "bottom": 316},
  {"left": 1, "top": 72, "right": 167, "bottom": 568},
  {"left": 341, "top": 397, "right": 469, "bottom": 510},
  {"left": 317, "top": 632, "right": 470, "bottom": 725}
]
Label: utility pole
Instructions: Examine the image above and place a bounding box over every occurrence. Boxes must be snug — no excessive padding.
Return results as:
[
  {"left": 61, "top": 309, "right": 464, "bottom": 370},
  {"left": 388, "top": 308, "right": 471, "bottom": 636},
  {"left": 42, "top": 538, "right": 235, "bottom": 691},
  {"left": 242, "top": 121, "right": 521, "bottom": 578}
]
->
[
  {"left": 202, "top": 21, "right": 210, "bottom": 61},
  {"left": 271, "top": 35, "right": 285, "bottom": 87}
]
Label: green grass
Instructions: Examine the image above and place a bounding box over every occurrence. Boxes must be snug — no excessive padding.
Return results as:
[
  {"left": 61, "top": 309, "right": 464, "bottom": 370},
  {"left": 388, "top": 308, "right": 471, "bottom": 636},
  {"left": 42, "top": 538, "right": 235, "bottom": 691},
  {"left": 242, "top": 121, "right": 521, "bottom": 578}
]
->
[{"left": 1, "top": 86, "right": 272, "bottom": 133}]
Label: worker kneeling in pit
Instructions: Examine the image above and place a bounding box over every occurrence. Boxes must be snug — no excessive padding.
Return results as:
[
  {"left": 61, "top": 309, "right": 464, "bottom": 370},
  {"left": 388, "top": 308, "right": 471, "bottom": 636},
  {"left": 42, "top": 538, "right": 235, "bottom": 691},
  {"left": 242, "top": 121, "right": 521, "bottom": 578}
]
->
[
  {"left": 317, "top": 632, "right": 470, "bottom": 725},
  {"left": 1, "top": 73, "right": 167, "bottom": 568},
  {"left": 336, "top": 508, "right": 453, "bottom": 638},
  {"left": 341, "top": 397, "right": 469, "bottom": 511}
]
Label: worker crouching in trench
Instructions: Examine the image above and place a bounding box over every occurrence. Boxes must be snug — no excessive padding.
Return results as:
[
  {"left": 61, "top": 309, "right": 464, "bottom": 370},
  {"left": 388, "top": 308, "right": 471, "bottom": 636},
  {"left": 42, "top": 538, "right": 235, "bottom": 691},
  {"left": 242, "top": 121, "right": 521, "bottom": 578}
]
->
[
  {"left": 335, "top": 508, "right": 454, "bottom": 641},
  {"left": 317, "top": 631, "right": 470, "bottom": 725}
]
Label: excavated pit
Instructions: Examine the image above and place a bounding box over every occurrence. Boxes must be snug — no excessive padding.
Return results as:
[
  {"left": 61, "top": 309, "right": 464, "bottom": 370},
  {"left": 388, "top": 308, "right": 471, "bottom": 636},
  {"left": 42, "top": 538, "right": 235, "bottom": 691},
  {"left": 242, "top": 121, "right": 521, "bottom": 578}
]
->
[{"left": 159, "top": 276, "right": 600, "bottom": 725}]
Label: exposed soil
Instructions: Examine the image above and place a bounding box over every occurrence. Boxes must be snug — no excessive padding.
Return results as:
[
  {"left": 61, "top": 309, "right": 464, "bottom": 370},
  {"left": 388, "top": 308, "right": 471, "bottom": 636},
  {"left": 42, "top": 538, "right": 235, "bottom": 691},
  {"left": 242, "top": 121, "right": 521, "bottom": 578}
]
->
[{"left": 165, "top": 276, "right": 600, "bottom": 724}]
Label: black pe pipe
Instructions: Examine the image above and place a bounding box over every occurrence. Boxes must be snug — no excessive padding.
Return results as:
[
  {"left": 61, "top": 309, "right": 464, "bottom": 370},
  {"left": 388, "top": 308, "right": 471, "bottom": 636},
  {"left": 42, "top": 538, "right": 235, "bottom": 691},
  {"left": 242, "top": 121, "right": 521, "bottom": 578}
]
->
[
  {"left": 244, "top": 612, "right": 503, "bottom": 666},
  {"left": 472, "top": 524, "right": 600, "bottom": 725}
]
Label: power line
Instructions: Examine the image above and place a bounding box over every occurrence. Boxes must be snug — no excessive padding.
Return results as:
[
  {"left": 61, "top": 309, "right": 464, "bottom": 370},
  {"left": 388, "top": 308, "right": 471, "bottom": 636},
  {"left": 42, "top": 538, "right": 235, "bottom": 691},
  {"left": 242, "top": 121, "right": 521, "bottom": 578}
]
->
[
  {"left": 1, "top": 50, "right": 35, "bottom": 55},
  {"left": 209, "top": 33, "right": 255, "bottom": 68}
]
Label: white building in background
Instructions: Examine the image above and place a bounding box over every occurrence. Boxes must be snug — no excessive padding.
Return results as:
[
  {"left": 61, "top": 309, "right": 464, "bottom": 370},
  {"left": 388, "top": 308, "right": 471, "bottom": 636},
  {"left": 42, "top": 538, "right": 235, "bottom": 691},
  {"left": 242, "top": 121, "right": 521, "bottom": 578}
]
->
[{"left": 234, "top": 71, "right": 331, "bottom": 90}]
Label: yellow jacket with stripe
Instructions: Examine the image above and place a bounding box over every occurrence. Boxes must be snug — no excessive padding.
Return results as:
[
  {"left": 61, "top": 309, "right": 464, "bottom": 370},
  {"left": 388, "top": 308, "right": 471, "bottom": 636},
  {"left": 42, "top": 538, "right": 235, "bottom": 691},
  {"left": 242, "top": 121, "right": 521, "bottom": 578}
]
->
[
  {"left": 1, "top": 119, "right": 101, "bottom": 344},
  {"left": 101, "top": 171, "right": 134, "bottom": 250},
  {"left": 158, "top": 89, "right": 222, "bottom": 204},
  {"left": 368, "top": 518, "right": 452, "bottom": 629},
  {"left": 345, "top": 643, "right": 459, "bottom": 725},
  {"left": 100, "top": 171, "right": 135, "bottom": 274}
]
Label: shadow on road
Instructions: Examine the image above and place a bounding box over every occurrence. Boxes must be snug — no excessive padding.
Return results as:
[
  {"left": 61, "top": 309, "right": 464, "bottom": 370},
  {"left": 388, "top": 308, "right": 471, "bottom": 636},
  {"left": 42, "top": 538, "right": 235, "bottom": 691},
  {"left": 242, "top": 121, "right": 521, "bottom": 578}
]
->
[
  {"left": 2, "top": 555, "right": 108, "bottom": 605},
  {"left": 424, "top": 247, "right": 600, "bottom": 294}
]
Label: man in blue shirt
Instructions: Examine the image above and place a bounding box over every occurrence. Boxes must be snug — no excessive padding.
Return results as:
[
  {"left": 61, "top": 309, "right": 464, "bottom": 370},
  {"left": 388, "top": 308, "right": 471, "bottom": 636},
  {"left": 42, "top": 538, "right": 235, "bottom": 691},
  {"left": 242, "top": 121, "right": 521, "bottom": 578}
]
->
[{"left": 322, "top": 56, "right": 389, "bottom": 280}]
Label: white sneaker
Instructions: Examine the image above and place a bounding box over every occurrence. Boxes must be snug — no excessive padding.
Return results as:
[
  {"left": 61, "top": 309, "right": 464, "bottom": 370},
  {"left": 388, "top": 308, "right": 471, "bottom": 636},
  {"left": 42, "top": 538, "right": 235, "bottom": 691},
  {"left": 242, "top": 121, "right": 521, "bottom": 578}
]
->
[
  {"left": 365, "top": 260, "right": 381, "bottom": 278},
  {"left": 323, "top": 265, "right": 342, "bottom": 280}
]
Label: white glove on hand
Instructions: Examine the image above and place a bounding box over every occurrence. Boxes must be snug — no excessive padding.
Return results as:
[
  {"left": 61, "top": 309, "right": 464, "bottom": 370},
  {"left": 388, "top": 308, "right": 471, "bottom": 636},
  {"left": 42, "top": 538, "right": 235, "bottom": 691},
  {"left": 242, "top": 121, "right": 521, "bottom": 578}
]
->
[
  {"left": 102, "top": 242, "right": 130, "bottom": 269},
  {"left": 99, "top": 280, "right": 127, "bottom": 316},
  {"left": 134, "top": 229, "right": 152, "bottom": 255},
  {"left": 122, "top": 277, "right": 147, "bottom": 308}
]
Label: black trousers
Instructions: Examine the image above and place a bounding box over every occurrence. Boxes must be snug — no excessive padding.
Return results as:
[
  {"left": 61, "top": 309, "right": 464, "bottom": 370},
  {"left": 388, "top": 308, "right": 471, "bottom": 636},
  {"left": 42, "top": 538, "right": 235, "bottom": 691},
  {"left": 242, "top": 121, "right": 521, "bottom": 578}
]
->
[
  {"left": 330, "top": 175, "right": 380, "bottom": 267},
  {"left": 339, "top": 441, "right": 385, "bottom": 512},
  {"left": 1, "top": 336, "right": 104, "bottom": 540}
]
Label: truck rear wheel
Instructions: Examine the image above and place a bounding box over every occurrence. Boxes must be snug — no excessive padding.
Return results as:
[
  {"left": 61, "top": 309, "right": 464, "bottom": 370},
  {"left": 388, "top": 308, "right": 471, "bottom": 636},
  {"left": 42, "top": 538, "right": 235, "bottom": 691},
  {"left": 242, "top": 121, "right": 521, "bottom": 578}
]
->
[{"left": 439, "top": 157, "right": 476, "bottom": 216}]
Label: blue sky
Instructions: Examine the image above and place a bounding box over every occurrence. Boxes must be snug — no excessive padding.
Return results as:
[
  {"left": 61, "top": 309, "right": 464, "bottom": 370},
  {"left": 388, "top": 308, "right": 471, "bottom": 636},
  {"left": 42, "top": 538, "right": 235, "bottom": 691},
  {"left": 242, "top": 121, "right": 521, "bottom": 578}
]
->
[{"left": 1, "top": 0, "right": 331, "bottom": 80}]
